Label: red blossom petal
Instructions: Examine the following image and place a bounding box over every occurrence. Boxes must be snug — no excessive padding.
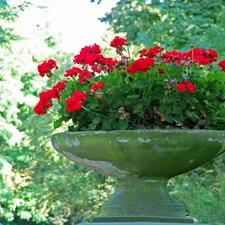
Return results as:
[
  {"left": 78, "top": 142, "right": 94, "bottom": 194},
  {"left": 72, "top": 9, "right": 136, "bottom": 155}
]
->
[
  {"left": 187, "top": 84, "right": 195, "bottom": 94},
  {"left": 37, "top": 59, "right": 58, "bottom": 78},
  {"left": 66, "top": 91, "right": 87, "bottom": 112},
  {"left": 158, "top": 68, "right": 166, "bottom": 74},
  {"left": 90, "top": 82, "right": 105, "bottom": 94},
  {"left": 110, "top": 36, "right": 127, "bottom": 53},
  {"left": 176, "top": 83, "right": 187, "bottom": 92},
  {"left": 64, "top": 67, "right": 82, "bottom": 77},
  {"left": 218, "top": 60, "right": 225, "bottom": 72},
  {"left": 127, "top": 58, "right": 155, "bottom": 74},
  {"left": 79, "top": 70, "right": 91, "bottom": 84},
  {"left": 34, "top": 100, "right": 52, "bottom": 115},
  {"left": 140, "top": 46, "right": 164, "bottom": 58}
]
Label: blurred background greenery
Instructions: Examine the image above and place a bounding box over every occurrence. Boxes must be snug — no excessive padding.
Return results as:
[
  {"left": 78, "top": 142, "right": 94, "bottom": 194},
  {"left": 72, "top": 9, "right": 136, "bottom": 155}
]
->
[{"left": 0, "top": 0, "right": 225, "bottom": 224}]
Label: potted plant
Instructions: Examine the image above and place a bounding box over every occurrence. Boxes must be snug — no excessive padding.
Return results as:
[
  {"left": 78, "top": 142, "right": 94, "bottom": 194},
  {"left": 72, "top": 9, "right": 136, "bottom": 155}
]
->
[{"left": 34, "top": 36, "right": 225, "bottom": 224}]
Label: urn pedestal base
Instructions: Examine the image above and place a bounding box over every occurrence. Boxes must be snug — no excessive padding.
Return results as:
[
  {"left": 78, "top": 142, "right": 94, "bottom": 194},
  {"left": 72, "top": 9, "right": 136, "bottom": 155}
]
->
[
  {"left": 91, "top": 178, "right": 192, "bottom": 223},
  {"left": 92, "top": 216, "right": 195, "bottom": 223}
]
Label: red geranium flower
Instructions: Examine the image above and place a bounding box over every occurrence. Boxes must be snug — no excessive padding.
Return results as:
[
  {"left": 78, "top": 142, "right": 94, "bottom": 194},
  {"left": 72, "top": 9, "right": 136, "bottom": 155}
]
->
[
  {"left": 140, "top": 46, "right": 164, "bottom": 58},
  {"left": 79, "top": 70, "right": 91, "bottom": 84},
  {"left": 73, "top": 44, "right": 101, "bottom": 65},
  {"left": 64, "top": 67, "right": 82, "bottom": 77},
  {"left": 34, "top": 79, "right": 67, "bottom": 115},
  {"left": 52, "top": 80, "right": 67, "bottom": 100},
  {"left": 34, "top": 91, "right": 54, "bottom": 115},
  {"left": 218, "top": 60, "right": 225, "bottom": 72},
  {"left": 161, "top": 50, "right": 185, "bottom": 65},
  {"left": 39, "top": 89, "right": 56, "bottom": 102},
  {"left": 176, "top": 80, "right": 196, "bottom": 94},
  {"left": 186, "top": 48, "right": 218, "bottom": 66},
  {"left": 34, "top": 100, "right": 49, "bottom": 115},
  {"left": 91, "top": 66, "right": 101, "bottom": 74},
  {"left": 158, "top": 68, "right": 166, "bottom": 75},
  {"left": 204, "top": 48, "right": 218, "bottom": 63},
  {"left": 176, "top": 83, "right": 187, "bottom": 92},
  {"left": 184, "top": 80, "right": 196, "bottom": 94},
  {"left": 66, "top": 91, "right": 87, "bottom": 112},
  {"left": 193, "top": 55, "right": 210, "bottom": 65},
  {"left": 97, "top": 56, "right": 118, "bottom": 72},
  {"left": 90, "top": 82, "right": 105, "bottom": 94},
  {"left": 37, "top": 59, "right": 58, "bottom": 77},
  {"left": 126, "top": 58, "right": 155, "bottom": 74},
  {"left": 110, "top": 36, "right": 127, "bottom": 54}
]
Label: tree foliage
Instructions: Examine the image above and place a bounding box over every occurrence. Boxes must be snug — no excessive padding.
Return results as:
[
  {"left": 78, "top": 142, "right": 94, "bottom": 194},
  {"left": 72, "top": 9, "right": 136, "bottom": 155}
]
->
[
  {"left": 0, "top": 0, "right": 19, "bottom": 45},
  {"left": 0, "top": 0, "right": 31, "bottom": 47},
  {"left": 101, "top": 0, "right": 225, "bottom": 57}
]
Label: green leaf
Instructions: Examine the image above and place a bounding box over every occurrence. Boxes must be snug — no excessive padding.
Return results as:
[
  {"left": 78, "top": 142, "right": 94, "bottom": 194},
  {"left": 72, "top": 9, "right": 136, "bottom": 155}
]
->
[
  {"left": 134, "top": 102, "right": 143, "bottom": 109},
  {"left": 127, "top": 95, "right": 140, "bottom": 99},
  {"left": 92, "top": 117, "right": 101, "bottom": 125},
  {"left": 68, "top": 125, "right": 76, "bottom": 131},
  {"left": 117, "top": 118, "right": 129, "bottom": 130},
  {"left": 88, "top": 123, "right": 97, "bottom": 130},
  {"left": 102, "top": 120, "right": 112, "bottom": 130},
  {"left": 54, "top": 117, "right": 63, "bottom": 129},
  {"left": 90, "top": 103, "right": 99, "bottom": 110},
  {"left": 207, "top": 72, "right": 225, "bottom": 81},
  {"left": 186, "top": 111, "right": 199, "bottom": 122},
  {"left": 63, "top": 110, "right": 71, "bottom": 117},
  {"left": 218, "top": 109, "right": 225, "bottom": 119}
]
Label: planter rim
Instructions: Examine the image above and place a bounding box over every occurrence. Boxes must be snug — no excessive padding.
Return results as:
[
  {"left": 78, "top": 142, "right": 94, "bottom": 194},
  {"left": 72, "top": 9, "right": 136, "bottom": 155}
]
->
[{"left": 52, "top": 129, "right": 225, "bottom": 135}]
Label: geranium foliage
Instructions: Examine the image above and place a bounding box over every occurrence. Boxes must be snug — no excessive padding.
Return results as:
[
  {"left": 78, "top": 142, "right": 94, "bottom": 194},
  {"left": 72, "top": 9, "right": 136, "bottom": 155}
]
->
[{"left": 35, "top": 36, "right": 225, "bottom": 131}]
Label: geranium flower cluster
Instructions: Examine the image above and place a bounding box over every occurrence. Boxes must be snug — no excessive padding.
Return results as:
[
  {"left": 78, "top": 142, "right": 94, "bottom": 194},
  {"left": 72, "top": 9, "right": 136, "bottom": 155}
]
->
[
  {"left": 66, "top": 91, "right": 87, "bottom": 112},
  {"left": 34, "top": 80, "right": 67, "bottom": 115},
  {"left": 159, "top": 48, "right": 218, "bottom": 66},
  {"left": 34, "top": 36, "right": 225, "bottom": 131},
  {"left": 176, "top": 80, "right": 195, "bottom": 94},
  {"left": 110, "top": 36, "right": 127, "bottom": 54},
  {"left": 72, "top": 43, "right": 117, "bottom": 75},
  {"left": 37, "top": 59, "right": 58, "bottom": 78}
]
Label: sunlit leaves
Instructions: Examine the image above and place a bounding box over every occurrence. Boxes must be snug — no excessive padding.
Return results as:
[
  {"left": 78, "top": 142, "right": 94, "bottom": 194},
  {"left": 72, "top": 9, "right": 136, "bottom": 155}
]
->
[{"left": 101, "top": 0, "right": 225, "bottom": 57}]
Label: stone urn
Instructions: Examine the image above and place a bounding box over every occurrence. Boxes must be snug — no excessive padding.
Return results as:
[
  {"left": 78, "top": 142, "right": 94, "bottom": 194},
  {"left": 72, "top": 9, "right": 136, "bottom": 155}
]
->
[{"left": 51, "top": 130, "right": 225, "bottom": 225}]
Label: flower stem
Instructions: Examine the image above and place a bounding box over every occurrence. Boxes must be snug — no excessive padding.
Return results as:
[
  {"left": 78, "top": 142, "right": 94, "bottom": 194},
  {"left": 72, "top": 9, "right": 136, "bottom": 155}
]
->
[
  {"left": 72, "top": 77, "right": 77, "bottom": 90},
  {"left": 82, "top": 106, "right": 106, "bottom": 117}
]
